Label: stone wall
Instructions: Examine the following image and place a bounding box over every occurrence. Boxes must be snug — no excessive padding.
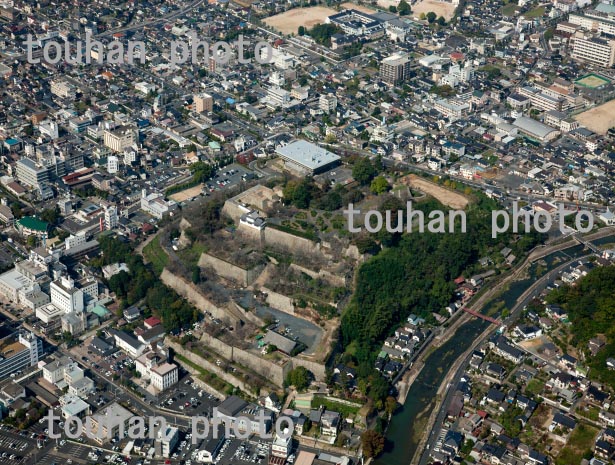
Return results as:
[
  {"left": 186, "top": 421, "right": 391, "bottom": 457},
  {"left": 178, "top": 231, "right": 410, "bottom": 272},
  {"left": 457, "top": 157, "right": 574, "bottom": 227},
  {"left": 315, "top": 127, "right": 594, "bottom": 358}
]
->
[
  {"left": 289, "top": 263, "right": 347, "bottom": 288},
  {"left": 160, "top": 268, "right": 240, "bottom": 326},
  {"left": 198, "top": 252, "right": 264, "bottom": 287},
  {"left": 261, "top": 286, "right": 295, "bottom": 315},
  {"left": 195, "top": 332, "right": 327, "bottom": 386},
  {"left": 292, "top": 358, "right": 327, "bottom": 382},
  {"left": 169, "top": 341, "right": 255, "bottom": 395},
  {"left": 263, "top": 227, "right": 321, "bottom": 257},
  {"left": 197, "top": 332, "right": 289, "bottom": 386}
]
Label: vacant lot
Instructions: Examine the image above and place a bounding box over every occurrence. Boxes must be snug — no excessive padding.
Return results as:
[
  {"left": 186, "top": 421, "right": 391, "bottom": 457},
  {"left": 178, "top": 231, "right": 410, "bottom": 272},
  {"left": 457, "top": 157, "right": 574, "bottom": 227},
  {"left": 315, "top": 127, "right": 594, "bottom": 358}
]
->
[
  {"left": 575, "top": 99, "right": 615, "bottom": 134},
  {"left": 169, "top": 184, "right": 204, "bottom": 202},
  {"left": 556, "top": 424, "right": 598, "bottom": 465},
  {"left": 402, "top": 174, "right": 470, "bottom": 209},
  {"left": 263, "top": 6, "right": 337, "bottom": 35},
  {"left": 411, "top": 0, "right": 457, "bottom": 20}
]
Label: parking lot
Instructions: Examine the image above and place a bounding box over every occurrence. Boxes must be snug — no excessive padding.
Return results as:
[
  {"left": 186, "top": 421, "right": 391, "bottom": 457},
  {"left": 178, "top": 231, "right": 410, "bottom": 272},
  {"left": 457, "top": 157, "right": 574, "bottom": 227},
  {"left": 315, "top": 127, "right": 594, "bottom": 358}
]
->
[
  {"left": 204, "top": 164, "right": 253, "bottom": 194},
  {"left": 0, "top": 427, "right": 36, "bottom": 465},
  {"left": 70, "top": 340, "right": 135, "bottom": 387},
  {"left": 156, "top": 376, "right": 220, "bottom": 417}
]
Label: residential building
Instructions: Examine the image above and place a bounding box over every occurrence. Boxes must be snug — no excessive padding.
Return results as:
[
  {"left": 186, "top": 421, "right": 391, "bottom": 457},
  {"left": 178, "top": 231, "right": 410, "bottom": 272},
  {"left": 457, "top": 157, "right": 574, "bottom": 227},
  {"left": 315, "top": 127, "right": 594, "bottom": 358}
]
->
[
  {"left": 194, "top": 93, "right": 213, "bottom": 113},
  {"left": 570, "top": 32, "right": 615, "bottom": 67},
  {"left": 380, "top": 52, "right": 411, "bottom": 85},
  {"left": 141, "top": 189, "right": 178, "bottom": 219},
  {"left": 15, "top": 158, "right": 50, "bottom": 190},
  {"left": 319, "top": 94, "right": 338, "bottom": 113},
  {"left": 89, "top": 402, "right": 134, "bottom": 444},
  {"left": 157, "top": 426, "right": 179, "bottom": 458},
  {"left": 50, "top": 276, "right": 84, "bottom": 313},
  {"left": 104, "top": 127, "right": 136, "bottom": 153}
]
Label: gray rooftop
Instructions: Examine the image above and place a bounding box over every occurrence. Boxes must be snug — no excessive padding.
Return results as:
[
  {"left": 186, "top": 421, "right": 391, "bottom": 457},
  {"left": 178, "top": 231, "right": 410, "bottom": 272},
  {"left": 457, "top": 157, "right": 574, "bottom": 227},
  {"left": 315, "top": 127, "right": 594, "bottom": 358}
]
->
[{"left": 275, "top": 140, "right": 340, "bottom": 171}]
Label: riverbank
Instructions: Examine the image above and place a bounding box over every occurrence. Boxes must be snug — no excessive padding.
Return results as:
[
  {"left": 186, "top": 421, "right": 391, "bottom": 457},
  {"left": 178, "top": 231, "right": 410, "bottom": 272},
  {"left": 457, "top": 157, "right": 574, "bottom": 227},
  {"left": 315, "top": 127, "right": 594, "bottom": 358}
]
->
[
  {"left": 412, "top": 250, "right": 595, "bottom": 465},
  {"left": 379, "top": 230, "right": 607, "bottom": 465}
]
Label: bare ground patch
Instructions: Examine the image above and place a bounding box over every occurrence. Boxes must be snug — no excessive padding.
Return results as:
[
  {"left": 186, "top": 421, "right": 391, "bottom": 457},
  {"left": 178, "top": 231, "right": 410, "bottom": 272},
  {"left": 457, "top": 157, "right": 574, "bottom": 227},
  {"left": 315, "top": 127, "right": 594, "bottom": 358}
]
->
[
  {"left": 575, "top": 99, "right": 615, "bottom": 135},
  {"left": 263, "top": 6, "right": 338, "bottom": 35},
  {"left": 169, "top": 184, "right": 204, "bottom": 202},
  {"left": 402, "top": 174, "right": 470, "bottom": 209},
  {"left": 411, "top": 0, "right": 457, "bottom": 20}
]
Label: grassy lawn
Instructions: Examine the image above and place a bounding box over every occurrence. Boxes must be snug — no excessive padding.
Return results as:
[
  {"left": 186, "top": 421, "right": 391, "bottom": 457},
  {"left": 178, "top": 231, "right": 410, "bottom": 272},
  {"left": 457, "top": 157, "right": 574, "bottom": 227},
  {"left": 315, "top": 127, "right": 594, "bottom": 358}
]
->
[
  {"left": 177, "top": 241, "right": 208, "bottom": 266},
  {"left": 501, "top": 2, "right": 519, "bottom": 15},
  {"left": 174, "top": 354, "right": 234, "bottom": 395},
  {"left": 525, "top": 378, "right": 545, "bottom": 396},
  {"left": 312, "top": 395, "right": 361, "bottom": 416},
  {"left": 578, "top": 405, "right": 600, "bottom": 422},
  {"left": 525, "top": 6, "right": 545, "bottom": 18},
  {"left": 556, "top": 424, "right": 598, "bottom": 465},
  {"left": 143, "top": 236, "right": 169, "bottom": 275}
]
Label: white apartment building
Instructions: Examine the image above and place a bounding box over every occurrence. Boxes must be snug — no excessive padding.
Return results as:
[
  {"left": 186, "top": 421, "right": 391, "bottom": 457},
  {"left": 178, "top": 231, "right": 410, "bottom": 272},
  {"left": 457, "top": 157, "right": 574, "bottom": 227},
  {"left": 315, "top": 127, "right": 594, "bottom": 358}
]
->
[
  {"left": 157, "top": 426, "right": 179, "bottom": 458},
  {"left": 65, "top": 231, "right": 87, "bottom": 250},
  {"left": 261, "top": 47, "right": 295, "bottom": 70},
  {"left": 266, "top": 87, "right": 291, "bottom": 108},
  {"left": 570, "top": 32, "right": 615, "bottom": 67},
  {"left": 110, "top": 329, "right": 146, "bottom": 358},
  {"left": 39, "top": 121, "right": 59, "bottom": 139},
  {"left": 434, "top": 99, "right": 470, "bottom": 120},
  {"left": 107, "top": 155, "right": 119, "bottom": 174},
  {"left": 104, "top": 127, "right": 136, "bottom": 153},
  {"left": 319, "top": 94, "right": 338, "bottom": 113},
  {"left": 140, "top": 189, "right": 178, "bottom": 219},
  {"left": 50, "top": 276, "right": 84, "bottom": 313},
  {"left": 51, "top": 80, "right": 76, "bottom": 99},
  {"left": 270, "top": 432, "right": 291, "bottom": 459},
  {"left": 15, "top": 158, "right": 50, "bottom": 190},
  {"left": 135, "top": 352, "right": 179, "bottom": 391},
  {"left": 134, "top": 82, "right": 156, "bottom": 94},
  {"left": 569, "top": 12, "right": 615, "bottom": 37},
  {"left": 104, "top": 206, "right": 118, "bottom": 230}
]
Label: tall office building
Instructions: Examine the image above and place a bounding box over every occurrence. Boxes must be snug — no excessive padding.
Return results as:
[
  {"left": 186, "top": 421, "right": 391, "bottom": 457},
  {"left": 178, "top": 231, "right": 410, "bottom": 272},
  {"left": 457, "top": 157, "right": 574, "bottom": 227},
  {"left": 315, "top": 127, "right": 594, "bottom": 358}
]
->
[{"left": 0, "top": 331, "right": 43, "bottom": 379}]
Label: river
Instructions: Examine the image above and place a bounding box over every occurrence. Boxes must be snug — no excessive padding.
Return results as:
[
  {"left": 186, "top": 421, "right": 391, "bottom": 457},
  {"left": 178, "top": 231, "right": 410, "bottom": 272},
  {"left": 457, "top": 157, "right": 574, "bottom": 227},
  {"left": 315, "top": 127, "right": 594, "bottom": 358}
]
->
[{"left": 374, "top": 242, "right": 590, "bottom": 465}]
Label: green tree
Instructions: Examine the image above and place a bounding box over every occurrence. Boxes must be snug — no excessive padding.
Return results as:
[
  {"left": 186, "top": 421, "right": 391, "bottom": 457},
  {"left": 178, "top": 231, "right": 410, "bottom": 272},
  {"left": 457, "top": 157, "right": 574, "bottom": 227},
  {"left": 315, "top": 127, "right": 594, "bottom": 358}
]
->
[
  {"left": 298, "top": 26, "right": 306, "bottom": 36},
  {"left": 40, "top": 206, "right": 61, "bottom": 224},
  {"left": 361, "top": 430, "right": 385, "bottom": 458},
  {"left": 352, "top": 157, "right": 377, "bottom": 185},
  {"left": 398, "top": 0, "right": 411, "bottom": 15},
  {"left": 191, "top": 266, "right": 201, "bottom": 284},
  {"left": 426, "top": 11, "right": 437, "bottom": 23},
  {"left": 283, "top": 177, "right": 316, "bottom": 209},
  {"left": 370, "top": 176, "right": 390, "bottom": 195},
  {"left": 189, "top": 161, "right": 214, "bottom": 183},
  {"left": 284, "top": 366, "right": 312, "bottom": 391},
  {"left": 437, "top": 16, "right": 446, "bottom": 25}
]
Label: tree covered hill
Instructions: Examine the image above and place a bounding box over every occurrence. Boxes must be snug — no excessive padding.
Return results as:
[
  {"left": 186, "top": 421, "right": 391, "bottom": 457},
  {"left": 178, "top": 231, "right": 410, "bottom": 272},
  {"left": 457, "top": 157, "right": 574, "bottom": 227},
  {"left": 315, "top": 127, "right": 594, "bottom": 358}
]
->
[
  {"left": 340, "top": 194, "right": 543, "bottom": 376},
  {"left": 546, "top": 264, "right": 615, "bottom": 386}
]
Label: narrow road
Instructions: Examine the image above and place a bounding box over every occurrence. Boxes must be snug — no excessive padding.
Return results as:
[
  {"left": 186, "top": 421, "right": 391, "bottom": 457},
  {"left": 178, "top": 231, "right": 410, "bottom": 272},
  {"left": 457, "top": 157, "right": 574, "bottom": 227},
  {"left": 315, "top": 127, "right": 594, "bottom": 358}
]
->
[{"left": 415, "top": 253, "right": 591, "bottom": 465}]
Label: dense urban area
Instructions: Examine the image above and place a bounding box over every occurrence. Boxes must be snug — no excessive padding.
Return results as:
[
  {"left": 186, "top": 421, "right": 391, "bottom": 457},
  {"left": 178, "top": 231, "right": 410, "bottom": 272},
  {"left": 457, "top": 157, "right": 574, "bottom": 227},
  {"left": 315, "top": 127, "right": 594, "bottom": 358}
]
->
[{"left": 2, "top": 0, "right": 615, "bottom": 464}]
